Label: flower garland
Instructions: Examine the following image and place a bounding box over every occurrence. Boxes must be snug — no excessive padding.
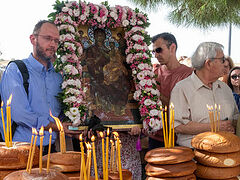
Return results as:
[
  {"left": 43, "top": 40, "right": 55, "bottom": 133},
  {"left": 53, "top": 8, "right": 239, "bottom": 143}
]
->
[{"left": 49, "top": 1, "right": 162, "bottom": 133}]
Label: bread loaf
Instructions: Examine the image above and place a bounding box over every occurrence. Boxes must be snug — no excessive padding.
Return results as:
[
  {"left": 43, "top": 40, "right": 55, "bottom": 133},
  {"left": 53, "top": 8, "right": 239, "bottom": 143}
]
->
[
  {"left": 3, "top": 168, "right": 68, "bottom": 180},
  {"left": 108, "top": 169, "right": 132, "bottom": 180},
  {"left": 195, "top": 163, "right": 240, "bottom": 179},
  {"left": 145, "top": 161, "right": 197, "bottom": 177},
  {"left": 191, "top": 132, "right": 240, "bottom": 153},
  {"left": 146, "top": 174, "right": 196, "bottom": 179},
  {"left": 145, "top": 146, "right": 194, "bottom": 164},
  {"left": 197, "top": 177, "right": 238, "bottom": 180},
  {"left": 194, "top": 149, "right": 240, "bottom": 167},
  {"left": 0, "top": 142, "right": 39, "bottom": 169}
]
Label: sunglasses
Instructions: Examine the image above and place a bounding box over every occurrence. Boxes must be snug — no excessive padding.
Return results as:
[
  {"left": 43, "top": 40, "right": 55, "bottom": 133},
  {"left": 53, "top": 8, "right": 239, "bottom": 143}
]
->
[
  {"left": 231, "top": 74, "right": 240, "bottom": 80},
  {"left": 152, "top": 47, "right": 163, "bottom": 54}
]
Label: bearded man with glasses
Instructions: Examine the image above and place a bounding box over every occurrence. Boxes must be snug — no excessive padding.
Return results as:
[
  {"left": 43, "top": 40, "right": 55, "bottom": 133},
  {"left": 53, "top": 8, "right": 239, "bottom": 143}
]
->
[
  {"left": 170, "top": 42, "right": 239, "bottom": 148},
  {"left": 0, "top": 20, "right": 73, "bottom": 155},
  {"left": 148, "top": 32, "right": 193, "bottom": 150}
]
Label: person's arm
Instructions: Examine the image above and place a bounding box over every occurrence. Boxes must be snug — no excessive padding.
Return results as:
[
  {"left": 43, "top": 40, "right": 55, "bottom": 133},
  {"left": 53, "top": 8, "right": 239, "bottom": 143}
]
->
[{"left": 1, "top": 63, "right": 54, "bottom": 131}]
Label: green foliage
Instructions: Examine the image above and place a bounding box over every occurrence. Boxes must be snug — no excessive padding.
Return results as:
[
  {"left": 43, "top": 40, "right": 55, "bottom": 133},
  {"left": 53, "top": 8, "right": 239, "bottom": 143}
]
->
[{"left": 129, "top": 0, "right": 240, "bottom": 28}]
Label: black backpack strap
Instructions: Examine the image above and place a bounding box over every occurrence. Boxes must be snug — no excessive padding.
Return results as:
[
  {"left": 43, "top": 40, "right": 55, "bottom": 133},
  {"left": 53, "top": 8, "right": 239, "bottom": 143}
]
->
[
  {"left": 8, "top": 60, "right": 29, "bottom": 95},
  {"left": 7, "top": 60, "right": 29, "bottom": 139}
]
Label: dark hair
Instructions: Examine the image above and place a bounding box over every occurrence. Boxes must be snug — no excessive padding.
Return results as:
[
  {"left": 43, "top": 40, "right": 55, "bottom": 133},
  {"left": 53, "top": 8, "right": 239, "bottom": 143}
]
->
[
  {"left": 32, "top": 20, "right": 56, "bottom": 35},
  {"left": 151, "top": 32, "right": 178, "bottom": 50},
  {"left": 227, "top": 66, "right": 240, "bottom": 91}
]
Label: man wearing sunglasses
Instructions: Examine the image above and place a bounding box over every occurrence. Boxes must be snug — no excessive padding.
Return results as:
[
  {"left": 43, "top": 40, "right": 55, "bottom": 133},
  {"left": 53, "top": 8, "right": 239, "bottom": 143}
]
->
[
  {"left": 149, "top": 32, "right": 193, "bottom": 149},
  {"left": 170, "top": 42, "right": 238, "bottom": 148}
]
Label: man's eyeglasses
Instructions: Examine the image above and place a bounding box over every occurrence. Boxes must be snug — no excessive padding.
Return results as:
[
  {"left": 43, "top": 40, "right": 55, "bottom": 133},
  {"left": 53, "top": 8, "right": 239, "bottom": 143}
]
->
[
  {"left": 152, "top": 47, "right": 163, "bottom": 54},
  {"left": 212, "top": 57, "right": 226, "bottom": 64},
  {"left": 231, "top": 74, "right": 240, "bottom": 80},
  {"left": 35, "top": 34, "right": 60, "bottom": 44}
]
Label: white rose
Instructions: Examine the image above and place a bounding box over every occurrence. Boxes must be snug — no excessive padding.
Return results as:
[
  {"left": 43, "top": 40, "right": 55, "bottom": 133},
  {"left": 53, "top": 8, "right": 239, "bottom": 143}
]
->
[
  {"left": 150, "top": 109, "right": 159, "bottom": 116},
  {"left": 73, "top": 9, "right": 80, "bottom": 16},
  {"left": 144, "top": 99, "right": 152, "bottom": 106},
  {"left": 137, "top": 72, "right": 145, "bottom": 80},
  {"left": 152, "top": 120, "right": 161, "bottom": 131},
  {"left": 80, "top": 14, "right": 87, "bottom": 21},
  {"left": 149, "top": 118, "right": 156, "bottom": 128},
  {"left": 122, "top": 20, "right": 129, "bottom": 27},
  {"left": 62, "top": 7, "right": 69, "bottom": 12},
  {"left": 137, "top": 20, "right": 143, "bottom": 25}
]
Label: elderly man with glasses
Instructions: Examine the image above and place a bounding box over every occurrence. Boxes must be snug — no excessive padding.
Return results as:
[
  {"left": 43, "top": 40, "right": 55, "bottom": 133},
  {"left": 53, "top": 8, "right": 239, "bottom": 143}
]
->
[
  {"left": 149, "top": 32, "right": 193, "bottom": 150},
  {"left": 170, "top": 42, "right": 239, "bottom": 148}
]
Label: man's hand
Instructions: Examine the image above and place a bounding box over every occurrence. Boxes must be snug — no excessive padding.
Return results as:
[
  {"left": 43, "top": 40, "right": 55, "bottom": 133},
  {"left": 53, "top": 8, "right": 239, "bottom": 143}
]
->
[
  {"left": 63, "top": 122, "right": 80, "bottom": 137},
  {"left": 128, "top": 126, "right": 141, "bottom": 136},
  {"left": 219, "top": 120, "right": 235, "bottom": 133}
]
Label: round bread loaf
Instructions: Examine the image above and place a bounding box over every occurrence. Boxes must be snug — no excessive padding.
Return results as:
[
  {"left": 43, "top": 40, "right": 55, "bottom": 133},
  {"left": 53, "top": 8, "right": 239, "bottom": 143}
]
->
[
  {"left": 197, "top": 177, "right": 238, "bottom": 180},
  {"left": 145, "top": 146, "right": 194, "bottom": 164},
  {"left": 108, "top": 169, "right": 132, "bottom": 180},
  {"left": 194, "top": 149, "right": 240, "bottom": 167},
  {"left": 145, "top": 161, "right": 197, "bottom": 177},
  {"left": 48, "top": 151, "right": 81, "bottom": 165},
  {"left": 146, "top": 174, "right": 196, "bottom": 179},
  {"left": 3, "top": 168, "right": 68, "bottom": 180},
  {"left": 0, "top": 170, "right": 16, "bottom": 180},
  {"left": 0, "top": 142, "right": 39, "bottom": 170},
  {"left": 195, "top": 163, "right": 240, "bottom": 179},
  {"left": 191, "top": 131, "right": 240, "bottom": 153}
]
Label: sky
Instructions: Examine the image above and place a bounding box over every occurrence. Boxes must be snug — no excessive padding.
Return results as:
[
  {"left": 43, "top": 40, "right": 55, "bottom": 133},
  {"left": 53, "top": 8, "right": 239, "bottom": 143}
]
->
[{"left": 0, "top": 0, "right": 240, "bottom": 63}]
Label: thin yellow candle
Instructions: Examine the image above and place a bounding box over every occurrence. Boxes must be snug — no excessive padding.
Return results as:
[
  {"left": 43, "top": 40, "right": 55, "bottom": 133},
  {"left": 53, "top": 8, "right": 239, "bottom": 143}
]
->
[
  {"left": 116, "top": 134, "right": 122, "bottom": 180},
  {"left": 160, "top": 106, "right": 166, "bottom": 148},
  {"left": 218, "top": 105, "right": 221, "bottom": 131},
  {"left": 6, "top": 102, "right": 9, "bottom": 147},
  {"left": 26, "top": 128, "right": 34, "bottom": 171},
  {"left": 172, "top": 104, "right": 175, "bottom": 147},
  {"left": 1, "top": 102, "right": 6, "bottom": 146},
  {"left": 79, "top": 134, "right": 87, "bottom": 180},
  {"left": 99, "top": 132, "right": 106, "bottom": 180},
  {"left": 168, "top": 104, "right": 173, "bottom": 148},
  {"left": 29, "top": 129, "right": 38, "bottom": 174},
  {"left": 164, "top": 106, "right": 168, "bottom": 146},
  {"left": 87, "top": 143, "right": 92, "bottom": 180},
  {"left": 106, "top": 128, "right": 110, "bottom": 180},
  {"left": 39, "top": 126, "right": 44, "bottom": 173},
  {"left": 47, "top": 128, "right": 52, "bottom": 173},
  {"left": 206, "top": 105, "right": 213, "bottom": 132},
  {"left": 210, "top": 106, "right": 215, "bottom": 132},
  {"left": 91, "top": 136, "right": 98, "bottom": 180},
  {"left": 214, "top": 104, "right": 217, "bottom": 132},
  {"left": 110, "top": 140, "right": 114, "bottom": 171},
  {"left": 7, "top": 94, "right": 12, "bottom": 147},
  {"left": 113, "top": 138, "right": 117, "bottom": 172},
  {"left": 50, "top": 111, "right": 66, "bottom": 153}
]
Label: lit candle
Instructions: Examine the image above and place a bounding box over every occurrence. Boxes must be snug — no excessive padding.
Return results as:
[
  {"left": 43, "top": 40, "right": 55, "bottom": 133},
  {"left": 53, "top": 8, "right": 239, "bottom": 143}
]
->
[
  {"left": 87, "top": 143, "right": 92, "bottom": 180},
  {"left": 207, "top": 105, "right": 213, "bottom": 132},
  {"left": 106, "top": 128, "right": 110, "bottom": 180},
  {"left": 172, "top": 104, "right": 175, "bottom": 147},
  {"left": 39, "top": 126, "right": 44, "bottom": 173},
  {"left": 110, "top": 140, "right": 114, "bottom": 172},
  {"left": 218, "top": 105, "right": 221, "bottom": 131},
  {"left": 160, "top": 106, "right": 166, "bottom": 148},
  {"left": 79, "top": 134, "right": 87, "bottom": 180},
  {"left": 164, "top": 106, "right": 168, "bottom": 146},
  {"left": 214, "top": 104, "right": 217, "bottom": 132},
  {"left": 7, "top": 94, "right": 12, "bottom": 147},
  {"left": 29, "top": 129, "right": 38, "bottom": 174},
  {"left": 116, "top": 134, "right": 122, "bottom": 180},
  {"left": 47, "top": 128, "right": 52, "bottom": 173},
  {"left": 1, "top": 102, "right": 6, "bottom": 146},
  {"left": 99, "top": 132, "right": 105, "bottom": 180},
  {"left": 169, "top": 104, "right": 173, "bottom": 148},
  {"left": 26, "top": 128, "right": 34, "bottom": 171},
  {"left": 91, "top": 136, "right": 98, "bottom": 180},
  {"left": 50, "top": 110, "right": 66, "bottom": 153}
]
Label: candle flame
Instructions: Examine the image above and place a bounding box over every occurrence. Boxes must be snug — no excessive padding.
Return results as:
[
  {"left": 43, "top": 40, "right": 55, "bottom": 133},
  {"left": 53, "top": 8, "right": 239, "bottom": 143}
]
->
[
  {"left": 170, "top": 102, "right": 174, "bottom": 109},
  {"left": 39, "top": 126, "right": 44, "bottom": 136},
  {"left": 160, "top": 106, "right": 162, "bottom": 111},
  {"left": 206, "top": 104, "right": 209, "bottom": 109},
  {"left": 49, "top": 110, "right": 63, "bottom": 131},
  {"left": 7, "top": 94, "right": 12, "bottom": 106},
  {"left": 1, "top": 101, "right": 3, "bottom": 107},
  {"left": 110, "top": 139, "right": 114, "bottom": 145},
  {"left": 32, "top": 127, "right": 34, "bottom": 134},
  {"left": 79, "top": 134, "right": 83, "bottom": 141},
  {"left": 218, "top": 105, "right": 221, "bottom": 110},
  {"left": 49, "top": 128, "right": 52, "bottom": 134},
  {"left": 215, "top": 104, "right": 217, "bottom": 110},
  {"left": 91, "top": 135, "right": 95, "bottom": 142},
  {"left": 99, "top": 132, "right": 104, "bottom": 138},
  {"left": 107, "top": 128, "right": 110, "bottom": 136},
  {"left": 33, "top": 128, "right": 38, "bottom": 135},
  {"left": 164, "top": 105, "right": 167, "bottom": 111},
  {"left": 112, "top": 132, "right": 119, "bottom": 137}
]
